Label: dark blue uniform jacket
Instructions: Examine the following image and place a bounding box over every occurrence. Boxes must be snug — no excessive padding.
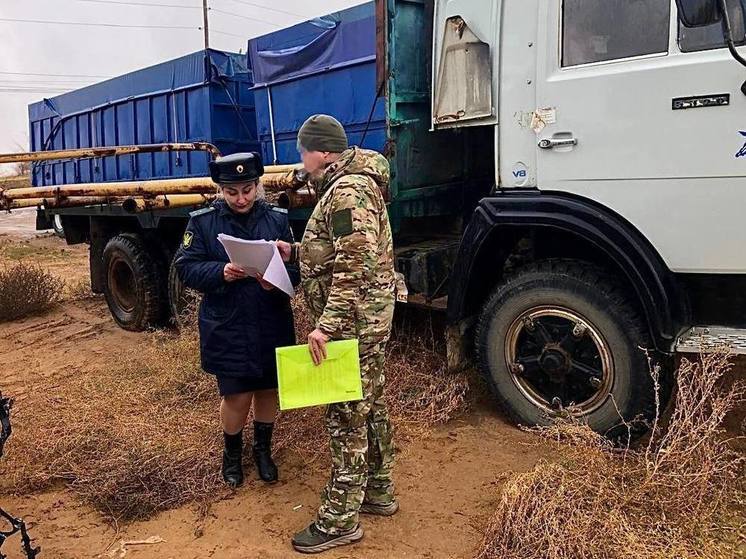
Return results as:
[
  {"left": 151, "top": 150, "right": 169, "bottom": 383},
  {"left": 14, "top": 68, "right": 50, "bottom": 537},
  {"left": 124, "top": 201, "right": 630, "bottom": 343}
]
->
[{"left": 175, "top": 199, "right": 299, "bottom": 378}]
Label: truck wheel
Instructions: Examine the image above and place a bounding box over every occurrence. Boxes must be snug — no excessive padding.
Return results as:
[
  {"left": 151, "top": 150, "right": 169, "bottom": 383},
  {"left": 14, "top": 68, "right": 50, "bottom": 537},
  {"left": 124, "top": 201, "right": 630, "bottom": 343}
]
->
[
  {"left": 475, "top": 259, "right": 658, "bottom": 437},
  {"left": 103, "top": 234, "right": 164, "bottom": 331},
  {"left": 167, "top": 255, "right": 199, "bottom": 328},
  {"left": 52, "top": 215, "right": 65, "bottom": 238}
]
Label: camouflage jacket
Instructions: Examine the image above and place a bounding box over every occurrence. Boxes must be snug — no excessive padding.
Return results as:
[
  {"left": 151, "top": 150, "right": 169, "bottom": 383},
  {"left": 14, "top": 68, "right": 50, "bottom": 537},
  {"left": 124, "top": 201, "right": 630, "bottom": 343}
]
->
[{"left": 300, "top": 147, "right": 395, "bottom": 341}]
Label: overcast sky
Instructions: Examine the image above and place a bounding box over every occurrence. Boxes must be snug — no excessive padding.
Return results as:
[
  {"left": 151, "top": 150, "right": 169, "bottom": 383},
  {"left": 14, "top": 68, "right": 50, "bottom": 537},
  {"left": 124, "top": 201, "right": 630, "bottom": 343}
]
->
[{"left": 0, "top": 0, "right": 364, "bottom": 174}]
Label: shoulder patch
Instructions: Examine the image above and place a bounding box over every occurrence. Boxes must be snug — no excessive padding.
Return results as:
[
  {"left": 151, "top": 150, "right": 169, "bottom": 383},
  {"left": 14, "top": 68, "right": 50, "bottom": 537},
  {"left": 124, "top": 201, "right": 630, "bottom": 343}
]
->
[
  {"left": 270, "top": 206, "right": 288, "bottom": 214},
  {"left": 189, "top": 206, "right": 215, "bottom": 218},
  {"left": 182, "top": 231, "right": 194, "bottom": 248},
  {"left": 331, "top": 208, "right": 354, "bottom": 239}
]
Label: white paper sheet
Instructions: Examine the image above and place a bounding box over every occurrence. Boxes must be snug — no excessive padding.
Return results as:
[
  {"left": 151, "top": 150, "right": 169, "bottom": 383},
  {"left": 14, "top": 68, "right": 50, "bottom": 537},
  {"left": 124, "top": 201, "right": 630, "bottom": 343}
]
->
[{"left": 217, "top": 233, "right": 295, "bottom": 297}]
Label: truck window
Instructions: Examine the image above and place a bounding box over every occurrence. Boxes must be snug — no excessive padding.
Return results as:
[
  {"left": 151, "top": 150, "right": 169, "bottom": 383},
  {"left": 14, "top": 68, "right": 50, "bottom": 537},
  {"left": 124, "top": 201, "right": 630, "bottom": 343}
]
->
[
  {"left": 562, "top": 0, "right": 670, "bottom": 67},
  {"left": 678, "top": 0, "right": 746, "bottom": 52}
]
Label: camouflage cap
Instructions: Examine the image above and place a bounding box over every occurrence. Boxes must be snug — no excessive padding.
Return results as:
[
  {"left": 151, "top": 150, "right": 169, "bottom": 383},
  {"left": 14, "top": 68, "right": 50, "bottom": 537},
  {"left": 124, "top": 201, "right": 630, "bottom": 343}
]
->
[{"left": 297, "top": 114, "right": 349, "bottom": 153}]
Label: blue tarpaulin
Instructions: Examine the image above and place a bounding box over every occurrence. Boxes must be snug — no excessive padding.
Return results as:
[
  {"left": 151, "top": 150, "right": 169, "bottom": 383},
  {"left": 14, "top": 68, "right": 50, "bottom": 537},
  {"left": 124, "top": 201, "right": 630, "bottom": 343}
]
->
[
  {"left": 248, "top": 3, "right": 376, "bottom": 86},
  {"left": 248, "top": 2, "right": 384, "bottom": 165}
]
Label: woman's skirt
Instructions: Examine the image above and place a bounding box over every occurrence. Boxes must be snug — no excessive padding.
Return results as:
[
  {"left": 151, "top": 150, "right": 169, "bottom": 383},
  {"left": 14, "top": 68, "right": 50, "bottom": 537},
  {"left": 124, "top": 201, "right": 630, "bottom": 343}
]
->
[{"left": 215, "top": 370, "right": 278, "bottom": 397}]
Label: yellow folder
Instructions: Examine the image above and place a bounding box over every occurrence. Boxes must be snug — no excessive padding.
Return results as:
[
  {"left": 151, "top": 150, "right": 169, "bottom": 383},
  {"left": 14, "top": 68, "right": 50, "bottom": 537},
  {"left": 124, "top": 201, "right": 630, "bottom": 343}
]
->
[{"left": 276, "top": 339, "right": 363, "bottom": 411}]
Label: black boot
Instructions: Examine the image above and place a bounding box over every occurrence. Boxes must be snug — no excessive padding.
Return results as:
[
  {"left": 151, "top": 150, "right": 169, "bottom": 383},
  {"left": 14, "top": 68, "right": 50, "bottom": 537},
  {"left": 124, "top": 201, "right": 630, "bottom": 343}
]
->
[
  {"left": 252, "top": 421, "right": 278, "bottom": 483},
  {"left": 222, "top": 429, "right": 244, "bottom": 488}
]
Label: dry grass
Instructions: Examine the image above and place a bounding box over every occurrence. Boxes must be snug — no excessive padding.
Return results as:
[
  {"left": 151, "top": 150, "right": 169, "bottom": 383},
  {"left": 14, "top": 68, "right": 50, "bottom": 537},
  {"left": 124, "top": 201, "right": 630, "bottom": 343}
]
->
[
  {"left": 64, "top": 277, "right": 97, "bottom": 301},
  {"left": 477, "top": 352, "right": 746, "bottom": 559},
  {"left": 0, "top": 301, "right": 469, "bottom": 521},
  {"left": 0, "top": 262, "right": 64, "bottom": 322}
]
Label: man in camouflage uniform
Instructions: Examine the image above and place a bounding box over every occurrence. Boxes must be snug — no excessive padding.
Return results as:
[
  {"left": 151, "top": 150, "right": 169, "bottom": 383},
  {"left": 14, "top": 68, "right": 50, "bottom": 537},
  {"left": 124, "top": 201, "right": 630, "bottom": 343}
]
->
[{"left": 277, "top": 115, "right": 397, "bottom": 554}]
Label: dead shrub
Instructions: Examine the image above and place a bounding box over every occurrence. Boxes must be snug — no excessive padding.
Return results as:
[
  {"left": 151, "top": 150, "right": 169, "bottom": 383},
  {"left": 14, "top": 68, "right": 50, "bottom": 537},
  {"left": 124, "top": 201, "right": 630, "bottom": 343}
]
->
[
  {"left": 0, "top": 299, "right": 469, "bottom": 521},
  {"left": 477, "top": 352, "right": 745, "bottom": 559},
  {"left": 0, "top": 262, "right": 63, "bottom": 322},
  {"left": 65, "top": 277, "right": 96, "bottom": 301}
]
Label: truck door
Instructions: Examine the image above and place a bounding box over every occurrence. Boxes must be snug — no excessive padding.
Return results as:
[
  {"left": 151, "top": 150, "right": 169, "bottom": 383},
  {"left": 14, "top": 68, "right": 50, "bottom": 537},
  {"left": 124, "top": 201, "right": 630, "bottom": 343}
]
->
[{"left": 535, "top": 0, "right": 746, "bottom": 274}]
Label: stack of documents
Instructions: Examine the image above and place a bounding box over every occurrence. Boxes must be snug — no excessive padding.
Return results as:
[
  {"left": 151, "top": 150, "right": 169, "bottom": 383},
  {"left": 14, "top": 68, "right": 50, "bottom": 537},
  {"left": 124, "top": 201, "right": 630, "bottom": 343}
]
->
[
  {"left": 276, "top": 340, "right": 363, "bottom": 410},
  {"left": 217, "top": 233, "right": 294, "bottom": 297}
]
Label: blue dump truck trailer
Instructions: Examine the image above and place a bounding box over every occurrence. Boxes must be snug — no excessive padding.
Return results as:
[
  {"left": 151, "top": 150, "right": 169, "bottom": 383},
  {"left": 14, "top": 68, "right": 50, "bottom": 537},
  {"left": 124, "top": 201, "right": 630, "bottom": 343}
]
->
[
  {"left": 28, "top": 49, "right": 259, "bottom": 187},
  {"left": 26, "top": 48, "right": 261, "bottom": 329}
]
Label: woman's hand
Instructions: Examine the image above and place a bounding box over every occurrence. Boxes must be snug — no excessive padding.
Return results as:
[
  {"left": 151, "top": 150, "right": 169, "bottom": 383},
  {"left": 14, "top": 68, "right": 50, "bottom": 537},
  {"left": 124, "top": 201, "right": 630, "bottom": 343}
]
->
[
  {"left": 254, "top": 273, "right": 274, "bottom": 291},
  {"left": 308, "top": 328, "right": 330, "bottom": 366},
  {"left": 224, "top": 263, "right": 248, "bottom": 282},
  {"left": 276, "top": 240, "right": 292, "bottom": 262}
]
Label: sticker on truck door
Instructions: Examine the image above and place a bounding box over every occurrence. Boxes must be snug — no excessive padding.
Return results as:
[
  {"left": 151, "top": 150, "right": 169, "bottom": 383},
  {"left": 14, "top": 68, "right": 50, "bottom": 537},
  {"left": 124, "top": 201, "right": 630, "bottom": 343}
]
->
[{"left": 530, "top": 107, "right": 557, "bottom": 134}]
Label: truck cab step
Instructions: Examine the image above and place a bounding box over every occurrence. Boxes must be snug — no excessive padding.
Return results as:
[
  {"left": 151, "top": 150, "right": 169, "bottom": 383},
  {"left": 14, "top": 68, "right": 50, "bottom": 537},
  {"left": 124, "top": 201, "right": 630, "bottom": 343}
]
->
[{"left": 676, "top": 327, "right": 746, "bottom": 354}]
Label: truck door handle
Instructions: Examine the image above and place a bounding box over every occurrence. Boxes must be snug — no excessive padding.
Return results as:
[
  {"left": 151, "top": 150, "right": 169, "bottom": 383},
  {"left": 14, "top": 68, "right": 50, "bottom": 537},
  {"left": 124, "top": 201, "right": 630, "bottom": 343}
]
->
[{"left": 538, "top": 136, "right": 578, "bottom": 150}]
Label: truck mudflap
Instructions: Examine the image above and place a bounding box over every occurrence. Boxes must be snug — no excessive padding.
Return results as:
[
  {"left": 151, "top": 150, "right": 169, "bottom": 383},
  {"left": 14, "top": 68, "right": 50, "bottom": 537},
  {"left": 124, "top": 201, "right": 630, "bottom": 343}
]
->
[{"left": 447, "top": 191, "right": 687, "bottom": 353}]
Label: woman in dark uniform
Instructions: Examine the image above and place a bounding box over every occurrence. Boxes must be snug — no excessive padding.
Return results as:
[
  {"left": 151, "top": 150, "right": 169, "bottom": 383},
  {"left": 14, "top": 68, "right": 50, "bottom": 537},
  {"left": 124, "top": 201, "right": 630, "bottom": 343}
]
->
[{"left": 175, "top": 152, "right": 299, "bottom": 487}]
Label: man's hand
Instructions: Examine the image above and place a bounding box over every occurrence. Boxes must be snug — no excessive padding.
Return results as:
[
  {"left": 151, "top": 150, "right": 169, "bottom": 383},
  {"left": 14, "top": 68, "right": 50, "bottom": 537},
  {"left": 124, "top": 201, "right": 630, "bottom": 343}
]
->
[
  {"left": 276, "top": 240, "right": 292, "bottom": 262},
  {"left": 254, "top": 273, "right": 274, "bottom": 291},
  {"left": 308, "top": 328, "right": 330, "bottom": 366},
  {"left": 224, "top": 263, "right": 248, "bottom": 282}
]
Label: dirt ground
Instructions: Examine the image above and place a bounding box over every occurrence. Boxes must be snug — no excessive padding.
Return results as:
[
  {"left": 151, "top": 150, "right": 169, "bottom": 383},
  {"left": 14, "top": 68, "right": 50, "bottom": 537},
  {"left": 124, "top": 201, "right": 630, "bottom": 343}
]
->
[
  {"left": 1, "top": 211, "right": 744, "bottom": 559},
  {"left": 0, "top": 212, "right": 557, "bottom": 559}
]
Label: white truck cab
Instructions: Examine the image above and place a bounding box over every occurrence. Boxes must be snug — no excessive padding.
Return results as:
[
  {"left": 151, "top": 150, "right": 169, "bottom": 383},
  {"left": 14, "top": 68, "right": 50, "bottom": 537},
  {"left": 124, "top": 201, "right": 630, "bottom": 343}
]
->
[
  {"left": 419, "top": 0, "right": 746, "bottom": 436},
  {"left": 435, "top": 0, "right": 746, "bottom": 273}
]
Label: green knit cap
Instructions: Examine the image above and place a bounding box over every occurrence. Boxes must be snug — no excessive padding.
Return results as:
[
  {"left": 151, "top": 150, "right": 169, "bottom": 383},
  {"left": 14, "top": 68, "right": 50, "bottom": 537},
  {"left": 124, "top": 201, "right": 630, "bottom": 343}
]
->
[{"left": 297, "top": 114, "right": 349, "bottom": 153}]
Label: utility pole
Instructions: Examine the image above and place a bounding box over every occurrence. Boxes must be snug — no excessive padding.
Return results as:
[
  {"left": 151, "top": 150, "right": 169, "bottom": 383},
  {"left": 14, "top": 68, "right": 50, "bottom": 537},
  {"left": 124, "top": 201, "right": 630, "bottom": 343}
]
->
[{"left": 202, "top": 0, "right": 209, "bottom": 49}]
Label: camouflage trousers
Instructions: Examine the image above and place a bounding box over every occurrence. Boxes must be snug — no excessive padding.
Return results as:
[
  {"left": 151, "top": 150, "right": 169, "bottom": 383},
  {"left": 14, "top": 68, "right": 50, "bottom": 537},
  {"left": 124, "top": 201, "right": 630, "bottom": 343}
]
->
[{"left": 315, "top": 341, "right": 395, "bottom": 535}]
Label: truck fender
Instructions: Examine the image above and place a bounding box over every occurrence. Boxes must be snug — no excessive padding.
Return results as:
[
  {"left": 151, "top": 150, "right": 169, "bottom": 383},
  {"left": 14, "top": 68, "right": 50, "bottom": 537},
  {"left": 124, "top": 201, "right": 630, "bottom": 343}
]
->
[{"left": 446, "top": 191, "right": 687, "bottom": 353}]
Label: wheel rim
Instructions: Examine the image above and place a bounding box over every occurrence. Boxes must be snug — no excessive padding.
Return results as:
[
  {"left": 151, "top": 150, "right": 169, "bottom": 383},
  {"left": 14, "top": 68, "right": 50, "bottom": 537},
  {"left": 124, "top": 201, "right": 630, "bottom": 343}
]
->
[
  {"left": 108, "top": 256, "right": 137, "bottom": 313},
  {"left": 504, "top": 306, "right": 614, "bottom": 416}
]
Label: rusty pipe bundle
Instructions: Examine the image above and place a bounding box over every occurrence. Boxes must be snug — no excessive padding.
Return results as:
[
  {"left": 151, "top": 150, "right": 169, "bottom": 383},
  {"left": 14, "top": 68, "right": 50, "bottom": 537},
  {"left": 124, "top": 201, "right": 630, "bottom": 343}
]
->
[
  {"left": 3, "top": 189, "right": 317, "bottom": 212},
  {"left": 0, "top": 165, "right": 309, "bottom": 211},
  {"left": 2, "top": 177, "right": 218, "bottom": 202},
  {"left": 1, "top": 170, "right": 306, "bottom": 202},
  {"left": 0, "top": 142, "right": 221, "bottom": 165}
]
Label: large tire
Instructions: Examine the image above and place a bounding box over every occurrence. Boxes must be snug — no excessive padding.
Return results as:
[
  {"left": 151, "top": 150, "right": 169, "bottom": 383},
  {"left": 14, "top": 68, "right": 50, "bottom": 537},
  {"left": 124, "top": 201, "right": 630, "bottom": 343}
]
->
[
  {"left": 167, "top": 254, "right": 199, "bottom": 329},
  {"left": 475, "top": 259, "right": 660, "bottom": 436},
  {"left": 52, "top": 215, "right": 65, "bottom": 238},
  {"left": 102, "top": 233, "right": 165, "bottom": 331}
]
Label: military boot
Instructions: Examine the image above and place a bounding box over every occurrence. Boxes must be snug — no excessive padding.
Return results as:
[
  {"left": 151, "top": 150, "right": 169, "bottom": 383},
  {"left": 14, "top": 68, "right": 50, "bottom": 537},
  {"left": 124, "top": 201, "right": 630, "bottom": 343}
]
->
[
  {"left": 252, "top": 421, "right": 278, "bottom": 483},
  {"left": 222, "top": 429, "right": 244, "bottom": 488},
  {"left": 292, "top": 523, "right": 364, "bottom": 554}
]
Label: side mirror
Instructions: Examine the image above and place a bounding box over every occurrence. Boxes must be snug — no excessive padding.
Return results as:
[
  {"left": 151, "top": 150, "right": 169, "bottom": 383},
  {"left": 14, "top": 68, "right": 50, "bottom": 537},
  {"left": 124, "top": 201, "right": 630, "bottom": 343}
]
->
[{"left": 675, "top": 0, "right": 722, "bottom": 27}]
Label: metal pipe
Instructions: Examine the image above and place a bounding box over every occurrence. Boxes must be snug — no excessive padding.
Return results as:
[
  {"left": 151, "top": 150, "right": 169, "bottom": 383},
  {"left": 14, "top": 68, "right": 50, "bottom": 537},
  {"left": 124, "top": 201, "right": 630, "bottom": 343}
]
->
[
  {"left": 0, "top": 142, "right": 221, "bottom": 165},
  {"left": 264, "top": 164, "right": 302, "bottom": 174},
  {"left": 262, "top": 170, "right": 308, "bottom": 191},
  {"left": 6, "top": 196, "right": 118, "bottom": 210},
  {"left": 278, "top": 187, "right": 318, "bottom": 209},
  {"left": 121, "top": 194, "right": 216, "bottom": 213},
  {"left": 3, "top": 177, "right": 218, "bottom": 201},
  {"left": 0, "top": 176, "right": 30, "bottom": 190}
]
